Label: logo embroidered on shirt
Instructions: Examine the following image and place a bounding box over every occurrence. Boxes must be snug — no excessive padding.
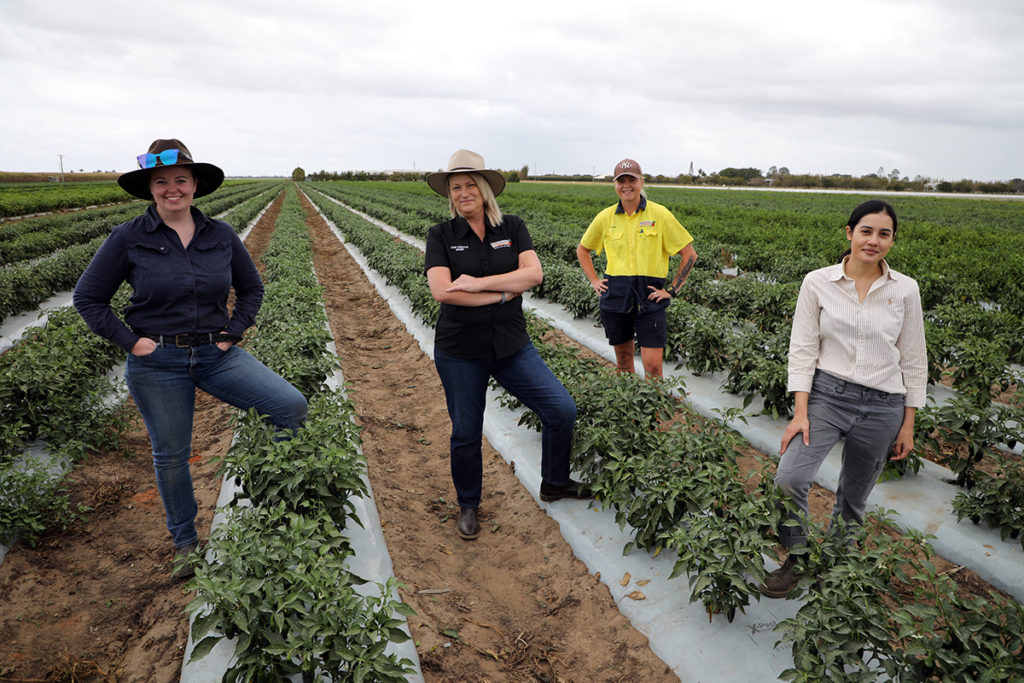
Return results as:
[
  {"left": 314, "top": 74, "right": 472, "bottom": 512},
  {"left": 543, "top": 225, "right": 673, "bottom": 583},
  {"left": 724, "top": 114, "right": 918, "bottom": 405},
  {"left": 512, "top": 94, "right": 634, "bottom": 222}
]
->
[
  {"left": 490, "top": 239, "right": 512, "bottom": 249},
  {"left": 639, "top": 220, "right": 655, "bottom": 233},
  {"left": 450, "top": 245, "right": 469, "bottom": 252}
]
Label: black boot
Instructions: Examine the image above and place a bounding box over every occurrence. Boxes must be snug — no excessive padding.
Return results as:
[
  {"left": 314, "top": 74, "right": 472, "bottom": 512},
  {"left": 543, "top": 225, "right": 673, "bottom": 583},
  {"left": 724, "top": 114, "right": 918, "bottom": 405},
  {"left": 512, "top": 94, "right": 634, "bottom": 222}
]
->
[{"left": 539, "top": 479, "right": 592, "bottom": 502}]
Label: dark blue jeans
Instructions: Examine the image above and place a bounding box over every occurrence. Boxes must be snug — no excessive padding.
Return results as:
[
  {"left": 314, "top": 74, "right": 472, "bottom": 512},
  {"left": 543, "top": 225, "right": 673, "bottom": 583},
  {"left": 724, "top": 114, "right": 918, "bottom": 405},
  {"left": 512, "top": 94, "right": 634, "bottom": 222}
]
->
[
  {"left": 125, "top": 343, "right": 308, "bottom": 548},
  {"left": 433, "top": 341, "right": 577, "bottom": 509}
]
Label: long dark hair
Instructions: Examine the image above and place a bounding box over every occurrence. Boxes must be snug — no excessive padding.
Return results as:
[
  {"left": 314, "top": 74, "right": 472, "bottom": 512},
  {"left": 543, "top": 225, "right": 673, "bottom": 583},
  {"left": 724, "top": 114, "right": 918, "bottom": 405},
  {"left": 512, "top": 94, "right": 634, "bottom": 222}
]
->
[{"left": 839, "top": 199, "right": 898, "bottom": 263}]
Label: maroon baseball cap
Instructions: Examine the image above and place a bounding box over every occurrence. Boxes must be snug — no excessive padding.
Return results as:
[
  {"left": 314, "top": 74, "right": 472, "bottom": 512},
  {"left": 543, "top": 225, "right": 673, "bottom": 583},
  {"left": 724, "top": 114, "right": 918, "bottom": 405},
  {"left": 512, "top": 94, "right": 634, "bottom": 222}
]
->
[{"left": 613, "top": 158, "right": 642, "bottom": 180}]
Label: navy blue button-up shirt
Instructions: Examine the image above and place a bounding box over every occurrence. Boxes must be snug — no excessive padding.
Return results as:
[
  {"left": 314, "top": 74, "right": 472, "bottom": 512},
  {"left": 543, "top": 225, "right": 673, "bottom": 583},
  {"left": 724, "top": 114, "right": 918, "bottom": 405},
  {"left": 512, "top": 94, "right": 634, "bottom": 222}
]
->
[{"left": 73, "top": 205, "right": 263, "bottom": 352}]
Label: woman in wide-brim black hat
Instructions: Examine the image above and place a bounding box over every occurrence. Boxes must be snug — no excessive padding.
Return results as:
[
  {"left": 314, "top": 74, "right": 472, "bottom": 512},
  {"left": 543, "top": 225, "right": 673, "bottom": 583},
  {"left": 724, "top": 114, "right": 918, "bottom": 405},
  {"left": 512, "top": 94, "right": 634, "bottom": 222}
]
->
[
  {"left": 73, "top": 139, "right": 307, "bottom": 580},
  {"left": 423, "top": 149, "right": 592, "bottom": 542}
]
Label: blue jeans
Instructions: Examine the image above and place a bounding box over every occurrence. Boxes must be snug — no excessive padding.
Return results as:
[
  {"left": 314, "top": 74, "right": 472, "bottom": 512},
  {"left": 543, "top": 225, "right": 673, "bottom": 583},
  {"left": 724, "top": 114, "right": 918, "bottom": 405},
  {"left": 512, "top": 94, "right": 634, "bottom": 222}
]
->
[
  {"left": 433, "top": 342, "right": 577, "bottom": 509},
  {"left": 125, "top": 343, "right": 308, "bottom": 548},
  {"left": 774, "top": 370, "right": 906, "bottom": 548}
]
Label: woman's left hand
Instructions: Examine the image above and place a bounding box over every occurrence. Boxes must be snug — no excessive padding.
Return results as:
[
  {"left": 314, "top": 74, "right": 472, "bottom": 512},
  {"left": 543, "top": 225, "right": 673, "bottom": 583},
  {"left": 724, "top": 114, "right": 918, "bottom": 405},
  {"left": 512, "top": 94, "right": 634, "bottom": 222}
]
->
[
  {"left": 891, "top": 422, "right": 914, "bottom": 461},
  {"left": 216, "top": 330, "right": 234, "bottom": 352},
  {"left": 447, "top": 274, "right": 484, "bottom": 292},
  {"left": 890, "top": 407, "right": 917, "bottom": 461},
  {"left": 647, "top": 286, "right": 671, "bottom": 302}
]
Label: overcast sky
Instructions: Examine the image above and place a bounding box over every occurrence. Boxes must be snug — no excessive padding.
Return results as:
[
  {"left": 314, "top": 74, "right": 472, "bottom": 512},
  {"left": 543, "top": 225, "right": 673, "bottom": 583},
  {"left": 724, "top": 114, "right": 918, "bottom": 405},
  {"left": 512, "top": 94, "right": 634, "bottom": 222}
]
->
[{"left": 1, "top": 0, "right": 1021, "bottom": 181}]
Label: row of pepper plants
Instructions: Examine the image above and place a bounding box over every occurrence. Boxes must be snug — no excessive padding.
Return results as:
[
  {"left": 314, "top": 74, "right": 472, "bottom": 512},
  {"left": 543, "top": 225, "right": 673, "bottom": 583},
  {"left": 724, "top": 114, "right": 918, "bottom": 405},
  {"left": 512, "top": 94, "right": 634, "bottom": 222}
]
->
[
  {"left": 303, "top": 185, "right": 1023, "bottom": 681},
  {"left": 307, "top": 180, "right": 1024, "bottom": 546},
  {"left": 0, "top": 183, "right": 283, "bottom": 548},
  {"left": 185, "top": 186, "right": 416, "bottom": 681},
  {"left": 0, "top": 180, "right": 285, "bottom": 324},
  {"left": 0, "top": 180, "right": 134, "bottom": 218}
]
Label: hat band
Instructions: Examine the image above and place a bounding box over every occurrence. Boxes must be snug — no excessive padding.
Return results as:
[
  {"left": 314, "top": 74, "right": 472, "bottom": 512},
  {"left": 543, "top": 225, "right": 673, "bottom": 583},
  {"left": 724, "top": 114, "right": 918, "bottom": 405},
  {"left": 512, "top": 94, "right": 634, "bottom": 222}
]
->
[{"left": 136, "top": 148, "right": 193, "bottom": 169}]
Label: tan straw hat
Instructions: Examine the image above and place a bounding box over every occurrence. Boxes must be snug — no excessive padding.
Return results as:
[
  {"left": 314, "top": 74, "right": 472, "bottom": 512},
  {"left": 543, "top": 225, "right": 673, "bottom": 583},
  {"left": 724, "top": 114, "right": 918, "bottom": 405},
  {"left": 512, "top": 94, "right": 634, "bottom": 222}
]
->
[
  {"left": 118, "top": 138, "right": 224, "bottom": 200},
  {"left": 426, "top": 149, "right": 507, "bottom": 197}
]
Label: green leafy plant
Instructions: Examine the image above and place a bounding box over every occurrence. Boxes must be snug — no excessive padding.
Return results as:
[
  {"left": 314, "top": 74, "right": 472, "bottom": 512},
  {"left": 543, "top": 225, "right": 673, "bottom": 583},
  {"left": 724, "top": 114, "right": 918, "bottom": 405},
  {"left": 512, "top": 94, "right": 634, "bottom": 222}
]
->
[
  {"left": 916, "top": 395, "right": 1023, "bottom": 488},
  {"left": 720, "top": 325, "right": 792, "bottom": 419},
  {"left": 220, "top": 392, "right": 367, "bottom": 528},
  {"left": 187, "top": 504, "right": 416, "bottom": 681},
  {"left": 0, "top": 458, "right": 87, "bottom": 546},
  {"left": 952, "top": 455, "right": 1024, "bottom": 548}
]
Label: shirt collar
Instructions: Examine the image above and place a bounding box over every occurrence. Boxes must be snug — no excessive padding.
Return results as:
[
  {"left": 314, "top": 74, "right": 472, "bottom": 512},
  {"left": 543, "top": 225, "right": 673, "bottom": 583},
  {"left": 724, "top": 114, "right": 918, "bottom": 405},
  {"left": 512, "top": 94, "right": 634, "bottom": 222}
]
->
[
  {"left": 615, "top": 195, "right": 648, "bottom": 215},
  {"left": 452, "top": 214, "right": 493, "bottom": 238},
  {"left": 143, "top": 204, "right": 208, "bottom": 233},
  {"left": 832, "top": 256, "right": 895, "bottom": 281}
]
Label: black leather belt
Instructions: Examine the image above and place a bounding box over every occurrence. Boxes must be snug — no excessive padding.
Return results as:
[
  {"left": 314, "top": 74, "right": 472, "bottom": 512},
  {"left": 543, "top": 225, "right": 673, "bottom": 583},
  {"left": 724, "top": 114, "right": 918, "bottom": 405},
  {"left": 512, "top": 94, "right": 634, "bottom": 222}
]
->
[{"left": 141, "top": 332, "right": 242, "bottom": 348}]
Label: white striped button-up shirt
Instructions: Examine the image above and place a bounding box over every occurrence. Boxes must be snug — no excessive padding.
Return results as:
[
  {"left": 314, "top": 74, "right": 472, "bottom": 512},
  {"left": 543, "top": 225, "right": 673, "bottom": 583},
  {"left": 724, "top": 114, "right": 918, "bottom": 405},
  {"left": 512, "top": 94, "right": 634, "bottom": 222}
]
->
[{"left": 787, "top": 259, "right": 928, "bottom": 408}]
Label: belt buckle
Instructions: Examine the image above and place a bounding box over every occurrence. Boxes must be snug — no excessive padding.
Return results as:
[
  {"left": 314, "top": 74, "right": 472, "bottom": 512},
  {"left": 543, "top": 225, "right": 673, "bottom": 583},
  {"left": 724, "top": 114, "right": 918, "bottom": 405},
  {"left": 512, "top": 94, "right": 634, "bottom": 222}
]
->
[{"left": 174, "top": 333, "right": 191, "bottom": 348}]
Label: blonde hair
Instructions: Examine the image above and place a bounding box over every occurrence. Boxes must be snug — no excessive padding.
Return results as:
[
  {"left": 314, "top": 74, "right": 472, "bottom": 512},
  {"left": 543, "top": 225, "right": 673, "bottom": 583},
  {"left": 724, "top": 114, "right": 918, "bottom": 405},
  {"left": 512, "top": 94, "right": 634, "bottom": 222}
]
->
[{"left": 448, "top": 172, "right": 503, "bottom": 226}]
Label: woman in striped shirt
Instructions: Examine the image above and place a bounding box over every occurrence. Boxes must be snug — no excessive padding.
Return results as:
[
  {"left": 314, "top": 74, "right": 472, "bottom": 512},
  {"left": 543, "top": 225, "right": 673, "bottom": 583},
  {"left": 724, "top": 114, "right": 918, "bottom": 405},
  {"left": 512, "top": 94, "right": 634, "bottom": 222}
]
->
[{"left": 760, "top": 199, "right": 928, "bottom": 599}]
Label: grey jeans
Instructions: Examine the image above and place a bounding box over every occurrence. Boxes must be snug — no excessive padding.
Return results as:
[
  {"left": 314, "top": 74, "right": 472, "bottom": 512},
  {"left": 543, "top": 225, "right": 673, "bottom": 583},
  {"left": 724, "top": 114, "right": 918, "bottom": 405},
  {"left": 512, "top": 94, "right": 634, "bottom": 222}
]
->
[{"left": 775, "top": 370, "right": 907, "bottom": 548}]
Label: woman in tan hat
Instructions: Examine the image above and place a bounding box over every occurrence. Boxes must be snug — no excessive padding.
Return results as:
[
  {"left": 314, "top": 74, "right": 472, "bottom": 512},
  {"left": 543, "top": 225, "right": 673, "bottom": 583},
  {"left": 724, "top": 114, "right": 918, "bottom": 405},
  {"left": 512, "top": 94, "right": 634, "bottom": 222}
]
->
[
  {"left": 425, "top": 149, "right": 590, "bottom": 540},
  {"left": 577, "top": 158, "right": 697, "bottom": 377},
  {"left": 73, "top": 139, "right": 307, "bottom": 579}
]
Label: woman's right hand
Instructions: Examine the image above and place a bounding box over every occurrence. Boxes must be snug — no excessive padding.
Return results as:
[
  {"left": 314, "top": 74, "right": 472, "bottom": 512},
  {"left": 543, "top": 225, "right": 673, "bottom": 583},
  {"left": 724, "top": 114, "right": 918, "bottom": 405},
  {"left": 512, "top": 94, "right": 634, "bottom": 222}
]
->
[
  {"left": 130, "top": 337, "right": 158, "bottom": 357},
  {"left": 779, "top": 414, "right": 810, "bottom": 454},
  {"left": 590, "top": 277, "right": 608, "bottom": 295}
]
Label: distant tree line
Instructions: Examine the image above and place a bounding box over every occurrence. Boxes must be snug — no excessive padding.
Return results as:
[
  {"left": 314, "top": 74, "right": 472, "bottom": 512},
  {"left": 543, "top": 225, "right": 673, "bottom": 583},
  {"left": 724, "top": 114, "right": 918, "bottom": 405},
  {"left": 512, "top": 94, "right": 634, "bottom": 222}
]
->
[
  {"left": 557, "top": 165, "right": 1024, "bottom": 195},
  {"left": 305, "top": 165, "right": 530, "bottom": 184},
  {"left": 300, "top": 164, "right": 1022, "bottom": 195}
]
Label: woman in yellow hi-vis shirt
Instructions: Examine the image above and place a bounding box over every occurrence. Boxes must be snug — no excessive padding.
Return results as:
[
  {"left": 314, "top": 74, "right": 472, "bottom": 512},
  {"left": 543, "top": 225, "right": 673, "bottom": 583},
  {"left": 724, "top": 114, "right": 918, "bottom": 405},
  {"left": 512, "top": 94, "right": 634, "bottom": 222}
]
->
[{"left": 577, "top": 158, "right": 697, "bottom": 377}]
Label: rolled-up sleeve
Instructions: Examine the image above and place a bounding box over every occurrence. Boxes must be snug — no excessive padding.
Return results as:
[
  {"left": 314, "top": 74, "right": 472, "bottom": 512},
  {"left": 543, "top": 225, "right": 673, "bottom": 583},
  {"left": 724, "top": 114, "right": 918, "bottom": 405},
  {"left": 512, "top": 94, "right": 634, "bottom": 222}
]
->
[
  {"left": 787, "top": 272, "right": 821, "bottom": 394},
  {"left": 897, "top": 280, "right": 928, "bottom": 408}
]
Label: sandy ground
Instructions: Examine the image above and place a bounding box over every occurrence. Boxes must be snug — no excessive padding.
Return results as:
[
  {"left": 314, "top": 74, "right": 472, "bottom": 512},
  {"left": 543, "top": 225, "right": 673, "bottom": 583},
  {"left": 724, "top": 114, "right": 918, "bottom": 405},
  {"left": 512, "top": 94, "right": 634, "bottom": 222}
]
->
[{"left": 0, "top": 188, "right": 1005, "bottom": 681}]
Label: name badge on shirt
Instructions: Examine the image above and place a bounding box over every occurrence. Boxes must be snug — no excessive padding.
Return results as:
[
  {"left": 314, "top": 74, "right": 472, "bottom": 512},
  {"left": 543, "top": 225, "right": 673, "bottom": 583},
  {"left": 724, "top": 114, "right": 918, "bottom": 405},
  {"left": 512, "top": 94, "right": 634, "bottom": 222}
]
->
[
  {"left": 490, "top": 239, "right": 512, "bottom": 249},
  {"left": 450, "top": 244, "right": 469, "bottom": 252}
]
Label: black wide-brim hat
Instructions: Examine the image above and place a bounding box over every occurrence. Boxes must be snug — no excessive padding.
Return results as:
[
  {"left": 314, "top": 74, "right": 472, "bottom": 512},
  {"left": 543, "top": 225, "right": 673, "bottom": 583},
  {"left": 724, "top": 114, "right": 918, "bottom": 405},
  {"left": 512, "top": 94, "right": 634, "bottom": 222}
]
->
[{"left": 118, "top": 138, "right": 225, "bottom": 200}]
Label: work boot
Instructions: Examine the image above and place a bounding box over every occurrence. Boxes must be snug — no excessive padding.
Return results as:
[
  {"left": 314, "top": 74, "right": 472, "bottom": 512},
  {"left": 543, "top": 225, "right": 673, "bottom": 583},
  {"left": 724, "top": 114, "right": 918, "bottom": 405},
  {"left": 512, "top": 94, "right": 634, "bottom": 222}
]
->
[
  {"left": 759, "top": 554, "right": 801, "bottom": 598},
  {"left": 172, "top": 542, "right": 198, "bottom": 581},
  {"left": 539, "top": 479, "right": 592, "bottom": 502},
  {"left": 456, "top": 507, "right": 480, "bottom": 540}
]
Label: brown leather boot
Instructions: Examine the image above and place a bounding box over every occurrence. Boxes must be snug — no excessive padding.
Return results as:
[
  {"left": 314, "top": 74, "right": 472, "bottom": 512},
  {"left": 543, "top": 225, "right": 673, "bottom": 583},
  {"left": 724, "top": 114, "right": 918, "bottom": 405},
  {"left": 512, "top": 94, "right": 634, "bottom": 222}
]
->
[
  {"left": 759, "top": 554, "right": 801, "bottom": 598},
  {"left": 456, "top": 507, "right": 480, "bottom": 540}
]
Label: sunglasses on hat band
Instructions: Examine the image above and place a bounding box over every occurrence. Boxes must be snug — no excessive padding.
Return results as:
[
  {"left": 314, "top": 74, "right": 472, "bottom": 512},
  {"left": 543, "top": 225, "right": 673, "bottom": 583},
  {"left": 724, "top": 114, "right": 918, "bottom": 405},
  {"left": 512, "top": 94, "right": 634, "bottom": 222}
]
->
[{"left": 136, "top": 148, "right": 193, "bottom": 169}]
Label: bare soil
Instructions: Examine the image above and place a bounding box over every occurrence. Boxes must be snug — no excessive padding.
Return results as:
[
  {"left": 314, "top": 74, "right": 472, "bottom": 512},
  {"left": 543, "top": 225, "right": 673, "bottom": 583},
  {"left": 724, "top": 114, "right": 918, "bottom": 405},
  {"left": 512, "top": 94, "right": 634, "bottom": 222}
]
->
[{"left": 0, "top": 190, "right": 1009, "bottom": 681}]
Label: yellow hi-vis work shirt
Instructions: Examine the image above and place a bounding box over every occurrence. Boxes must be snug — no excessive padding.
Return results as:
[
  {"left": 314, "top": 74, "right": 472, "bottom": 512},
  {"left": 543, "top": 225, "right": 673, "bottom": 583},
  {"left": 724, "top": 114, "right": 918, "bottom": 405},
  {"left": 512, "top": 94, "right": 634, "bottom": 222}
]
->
[{"left": 580, "top": 197, "right": 693, "bottom": 277}]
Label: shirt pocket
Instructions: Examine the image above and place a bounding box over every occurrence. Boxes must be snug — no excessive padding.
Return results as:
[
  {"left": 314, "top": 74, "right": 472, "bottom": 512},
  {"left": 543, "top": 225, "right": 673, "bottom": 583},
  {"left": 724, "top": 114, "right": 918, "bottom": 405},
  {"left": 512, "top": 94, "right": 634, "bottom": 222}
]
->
[
  {"left": 604, "top": 228, "right": 627, "bottom": 267},
  {"left": 880, "top": 297, "right": 906, "bottom": 344},
  {"left": 193, "top": 238, "right": 234, "bottom": 300},
  {"left": 130, "top": 242, "right": 172, "bottom": 290},
  {"left": 193, "top": 238, "right": 233, "bottom": 271}
]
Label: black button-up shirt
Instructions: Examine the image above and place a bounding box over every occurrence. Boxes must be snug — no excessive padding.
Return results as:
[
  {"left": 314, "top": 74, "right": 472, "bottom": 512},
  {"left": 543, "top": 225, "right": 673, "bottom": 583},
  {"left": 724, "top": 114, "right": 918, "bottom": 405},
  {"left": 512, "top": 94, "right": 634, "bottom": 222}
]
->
[
  {"left": 424, "top": 214, "right": 534, "bottom": 360},
  {"left": 73, "top": 205, "right": 263, "bottom": 352}
]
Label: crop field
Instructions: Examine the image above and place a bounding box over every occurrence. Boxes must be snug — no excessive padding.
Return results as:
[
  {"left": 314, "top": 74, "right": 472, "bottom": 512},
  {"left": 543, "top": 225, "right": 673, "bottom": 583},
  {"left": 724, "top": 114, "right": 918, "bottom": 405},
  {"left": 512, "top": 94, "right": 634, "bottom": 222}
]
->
[{"left": 0, "top": 180, "right": 1022, "bottom": 680}]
